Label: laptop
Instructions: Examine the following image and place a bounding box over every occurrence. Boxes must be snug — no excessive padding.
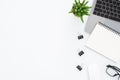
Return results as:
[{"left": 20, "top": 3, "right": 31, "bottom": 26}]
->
[{"left": 85, "top": 0, "right": 120, "bottom": 34}]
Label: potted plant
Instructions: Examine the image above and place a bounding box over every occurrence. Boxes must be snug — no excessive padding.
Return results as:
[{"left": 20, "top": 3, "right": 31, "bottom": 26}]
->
[{"left": 69, "top": 0, "right": 91, "bottom": 23}]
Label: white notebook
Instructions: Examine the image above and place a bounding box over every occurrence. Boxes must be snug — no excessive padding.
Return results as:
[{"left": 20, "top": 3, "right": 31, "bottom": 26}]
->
[{"left": 85, "top": 22, "right": 120, "bottom": 62}]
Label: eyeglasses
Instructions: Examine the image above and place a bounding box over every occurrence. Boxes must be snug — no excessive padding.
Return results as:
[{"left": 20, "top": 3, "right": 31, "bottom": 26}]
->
[{"left": 106, "top": 65, "right": 120, "bottom": 80}]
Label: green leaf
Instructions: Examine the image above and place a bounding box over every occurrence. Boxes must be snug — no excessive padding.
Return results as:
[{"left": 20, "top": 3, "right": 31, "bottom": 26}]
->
[
  {"left": 81, "top": 0, "right": 86, "bottom": 6},
  {"left": 78, "top": 0, "right": 81, "bottom": 5},
  {"left": 75, "top": 0, "right": 78, "bottom": 4},
  {"left": 84, "top": 1, "right": 89, "bottom": 6},
  {"left": 80, "top": 16, "right": 84, "bottom": 23}
]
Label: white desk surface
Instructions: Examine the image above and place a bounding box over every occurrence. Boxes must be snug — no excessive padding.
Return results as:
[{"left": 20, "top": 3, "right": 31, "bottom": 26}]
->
[{"left": 0, "top": 0, "right": 119, "bottom": 80}]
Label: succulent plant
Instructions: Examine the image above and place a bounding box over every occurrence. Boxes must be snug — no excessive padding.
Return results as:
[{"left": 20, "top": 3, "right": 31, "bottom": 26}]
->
[{"left": 69, "top": 0, "right": 91, "bottom": 23}]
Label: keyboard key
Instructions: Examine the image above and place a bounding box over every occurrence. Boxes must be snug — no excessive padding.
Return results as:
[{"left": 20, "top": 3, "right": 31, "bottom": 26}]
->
[
  {"left": 101, "top": 14, "right": 104, "bottom": 17},
  {"left": 117, "top": 7, "right": 120, "bottom": 10},
  {"left": 118, "top": 15, "right": 120, "bottom": 18},
  {"left": 102, "top": 2, "right": 105, "bottom": 5},
  {"left": 110, "top": 4, "right": 113, "bottom": 8},
  {"left": 109, "top": 16, "right": 120, "bottom": 22},
  {"left": 117, "top": 10, "right": 120, "bottom": 14},
  {"left": 110, "top": 13, "right": 113, "bottom": 16},
  {"left": 113, "top": 1, "right": 116, "bottom": 4},
  {"left": 109, "top": 0, "right": 112, "bottom": 3},
  {"left": 106, "top": 7, "right": 109, "bottom": 10},
  {"left": 97, "top": 0, "right": 102, "bottom": 4},
  {"left": 96, "top": 4, "right": 101, "bottom": 8},
  {"left": 106, "top": 11, "right": 110, "bottom": 15},
  {"left": 114, "top": 14, "right": 117, "bottom": 17},
  {"left": 95, "top": 8, "right": 102, "bottom": 12},
  {"left": 114, "top": 6, "right": 117, "bottom": 9},
  {"left": 110, "top": 8, "right": 113, "bottom": 11},
  {"left": 106, "top": 3, "right": 109, "bottom": 6},
  {"left": 106, "top": 0, "right": 108, "bottom": 2},
  {"left": 97, "top": 12, "right": 100, "bottom": 16},
  {"left": 102, "top": 6, "right": 105, "bottom": 9},
  {"left": 103, "top": 10, "right": 106, "bottom": 13},
  {"left": 114, "top": 9, "right": 117, "bottom": 13},
  {"left": 93, "top": 11, "right": 97, "bottom": 15},
  {"left": 105, "top": 15, "right": 108, "bottom": 18}
]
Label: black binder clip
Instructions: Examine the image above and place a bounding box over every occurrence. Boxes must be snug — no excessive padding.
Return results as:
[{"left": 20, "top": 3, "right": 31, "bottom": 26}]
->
[
  {"left": 78, "top": 51, "right": 84, "bottom": 56},
  {"left": 76, "top": 65, "right": 82, "bottom": 71},
  {"left": 78, "top": 35, "right": 84, "bottom": 40}
]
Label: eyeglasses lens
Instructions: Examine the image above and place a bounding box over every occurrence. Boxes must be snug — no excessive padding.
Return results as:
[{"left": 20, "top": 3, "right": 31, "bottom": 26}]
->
[{"left": 106, "top": 67, "right": 118, "bottom": 77}]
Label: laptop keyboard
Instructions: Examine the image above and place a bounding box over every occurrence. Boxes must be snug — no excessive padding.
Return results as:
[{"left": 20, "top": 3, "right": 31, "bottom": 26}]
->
[{"left": 93, "top": 0, "right": 120, "bottom": 22}]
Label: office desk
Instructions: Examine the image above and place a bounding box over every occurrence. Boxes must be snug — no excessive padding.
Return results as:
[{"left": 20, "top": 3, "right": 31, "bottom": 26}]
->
[{"left": 0, "top": 0, "right": 119, "bottom": 80}]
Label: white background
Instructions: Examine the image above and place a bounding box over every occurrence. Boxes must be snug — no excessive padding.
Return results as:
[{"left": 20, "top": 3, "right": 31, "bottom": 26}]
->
[{"left": 0, "top": 0, "right": 118, "bottom": 80}]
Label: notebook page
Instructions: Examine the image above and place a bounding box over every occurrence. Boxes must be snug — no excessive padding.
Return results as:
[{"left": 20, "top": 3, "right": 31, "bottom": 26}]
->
[{"left": 85, "top": 23, "right": 120, "bottom": 62}]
